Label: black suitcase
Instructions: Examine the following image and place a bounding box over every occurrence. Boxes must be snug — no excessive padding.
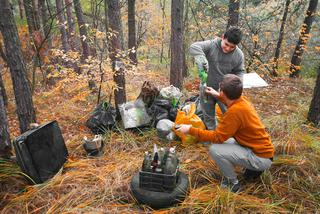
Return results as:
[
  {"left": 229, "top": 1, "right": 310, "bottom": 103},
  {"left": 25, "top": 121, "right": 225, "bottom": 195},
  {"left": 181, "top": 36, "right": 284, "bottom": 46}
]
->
[{"left": 13, "top": 121, "right": 68, "bottom": 184}]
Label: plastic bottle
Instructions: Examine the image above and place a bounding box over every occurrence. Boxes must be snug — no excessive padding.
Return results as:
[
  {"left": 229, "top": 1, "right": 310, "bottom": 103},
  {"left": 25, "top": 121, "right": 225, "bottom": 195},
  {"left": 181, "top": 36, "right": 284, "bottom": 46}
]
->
[
  {"left": 151, "top": 152, "right": 159, "bottom": 172},
  {"left": 164, "top": 147, "right": 178, "bottom": 175},
  {"left": 142, "top": 151, "right": 152, "bottom": 172},
  {"left": 198, "top": 69, "right": 208, "bottom": 103},
  {"left": 169, "top": 147, "right": 178, "bottom": 168},
  {"left": 157, "top": 148, "right": 165, "bottom": 171}
]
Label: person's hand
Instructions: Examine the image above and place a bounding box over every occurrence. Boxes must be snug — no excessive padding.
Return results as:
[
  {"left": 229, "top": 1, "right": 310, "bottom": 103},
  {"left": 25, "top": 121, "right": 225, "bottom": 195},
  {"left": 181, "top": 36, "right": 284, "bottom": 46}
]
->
[
  {"left": 194, "top": 55, "right": 209, "bottom": 71},
  {"left": 176, "top": 124, "right": 192, "bottom": 134},
  {"left": 205, "top": 87, "right": 219, "bottom": 97}
]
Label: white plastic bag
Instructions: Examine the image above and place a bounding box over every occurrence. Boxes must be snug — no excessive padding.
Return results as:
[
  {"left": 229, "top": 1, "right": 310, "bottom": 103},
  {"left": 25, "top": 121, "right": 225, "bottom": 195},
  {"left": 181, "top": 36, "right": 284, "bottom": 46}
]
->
[
  {"left": 159, "top": 85, "right": 183, "bottom": 105},
  {"left": 119, "top": 99, "right": 151, "bottom": 129}
]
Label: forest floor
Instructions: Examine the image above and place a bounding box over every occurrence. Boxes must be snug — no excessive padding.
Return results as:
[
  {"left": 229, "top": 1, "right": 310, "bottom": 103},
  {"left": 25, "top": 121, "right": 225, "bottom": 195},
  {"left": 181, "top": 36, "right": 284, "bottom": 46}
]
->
[{"left": 0, "top": 61, "right": 320, "bottom": 213}]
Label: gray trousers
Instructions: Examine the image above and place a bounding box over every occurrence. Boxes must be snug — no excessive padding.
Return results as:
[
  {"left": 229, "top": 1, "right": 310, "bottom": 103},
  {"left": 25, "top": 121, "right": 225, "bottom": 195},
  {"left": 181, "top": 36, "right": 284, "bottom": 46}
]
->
[
  {"left": 200, "top": 84, "right": 226, "bottom": 130},
  {"left": 209, "top": 138, "right": 272, "bottom": 183}
]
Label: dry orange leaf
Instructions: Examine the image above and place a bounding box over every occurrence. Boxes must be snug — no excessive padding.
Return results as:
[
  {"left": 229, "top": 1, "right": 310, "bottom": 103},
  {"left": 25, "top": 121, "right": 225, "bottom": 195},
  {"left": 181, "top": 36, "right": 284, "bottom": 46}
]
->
[{"left": 185, "top": 159, "right": 192, "bottom": 163}]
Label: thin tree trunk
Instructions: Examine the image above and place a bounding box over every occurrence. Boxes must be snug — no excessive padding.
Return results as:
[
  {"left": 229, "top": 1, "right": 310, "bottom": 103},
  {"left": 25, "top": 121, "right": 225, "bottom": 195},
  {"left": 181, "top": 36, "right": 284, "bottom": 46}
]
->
[
  {"left": 56, "top": 0, "right": 70, "bottom": 51},
  {"left": 289, "top": 0, "right": 318, "bottom": 77},
  {"left": 108, "top": 0, "right": 126, "bottom": 107},
  {"left": 128, "top": 0, "right": 137, "bottom": 64},
  {"left": 0, "top": 86, "right": 11, "bottom": 158},
  {"left": 0, "top": 0, "right": 37, "bottom": 133},
  {"left": 160, "top": 0, "right": 166, "bottom": 63},
  {"left": 227, "top": 0, "right": 240, "bottom": 29},
  {"left": 18, "top": 0, "right": 24, "bottom": 19},
  {"left": 170, "top": 0, "right": 184, "bottom": 89},
  {"left": 23, "top": 0, "right": 41, "bottom": 36},
  {"left": 307, "top": 65, "right": 320, "bottom": 126},
  {"left": 38, "top": 0, "right": 52, "bottom": 48},
  {"left": 0, "top": 41, "right": 7, "bottom": 63},
  {"left": 65, "top": 0, "right": 76, "bottom": 50},
  {"left": 0, "top": 44, "right": 8, "bottom": 106},
  {"left": 182, "top": 0, "right": 189, "bottom": 77},
  {"left": 104, "top": 0, "right": 109, "bottom": 57},
  {"left": 74, "top": 0, "right": 90, "bottom": 59},
  {"left": 0, "top": 69, "right": 8, "bottom": 106},
  {"left": 104, "top": 0, "right": 109, "bottom": 33},
  {"left": 272, "top": 0, "right": 290, "bottom": 76},
  {"left": 32, "top": 0, "right": 41, "bottom": 31}
]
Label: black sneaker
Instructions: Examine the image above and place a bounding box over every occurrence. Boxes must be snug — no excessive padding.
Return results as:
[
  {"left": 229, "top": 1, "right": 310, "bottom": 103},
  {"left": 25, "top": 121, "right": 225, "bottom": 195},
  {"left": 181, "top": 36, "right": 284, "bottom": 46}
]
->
[
  {"left": 221, "top": 179, "right": 241, "bottom": 193},
  {"left": 243, "top": 169, "right": 264, "bottom": 181}
]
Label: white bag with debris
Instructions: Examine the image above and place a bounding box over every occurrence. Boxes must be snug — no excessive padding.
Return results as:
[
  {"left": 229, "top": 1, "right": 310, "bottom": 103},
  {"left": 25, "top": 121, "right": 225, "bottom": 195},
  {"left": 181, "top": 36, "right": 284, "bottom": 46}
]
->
[
  {"left": 156, "top": 119, "right": 178, "bottom": 141},
  {"left": 159, "top": 85, "right": 183, "bottom": 106},
  {"left": 119, "top": 99, "right": 151, "bottom": 129}
]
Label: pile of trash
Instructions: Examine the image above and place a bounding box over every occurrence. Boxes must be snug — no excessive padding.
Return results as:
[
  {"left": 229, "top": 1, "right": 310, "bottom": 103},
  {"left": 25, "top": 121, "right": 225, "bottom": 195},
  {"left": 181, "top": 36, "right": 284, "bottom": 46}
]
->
[{"left": 84, "top": 81, "right": 206, "bottom": 155}]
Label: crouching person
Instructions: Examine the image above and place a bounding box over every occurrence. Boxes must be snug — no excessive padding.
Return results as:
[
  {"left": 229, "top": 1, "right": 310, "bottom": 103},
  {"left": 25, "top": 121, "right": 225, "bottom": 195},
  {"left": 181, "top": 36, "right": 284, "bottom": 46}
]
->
[{"left": 177, "top": 74, "right": 274, "bottom": 192}]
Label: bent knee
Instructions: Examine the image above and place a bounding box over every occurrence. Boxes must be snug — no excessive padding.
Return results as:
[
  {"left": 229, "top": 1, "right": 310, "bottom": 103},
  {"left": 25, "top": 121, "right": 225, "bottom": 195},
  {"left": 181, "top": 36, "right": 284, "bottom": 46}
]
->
[{"left": 209, "top": 144, "right": 224, "bottom": 158}]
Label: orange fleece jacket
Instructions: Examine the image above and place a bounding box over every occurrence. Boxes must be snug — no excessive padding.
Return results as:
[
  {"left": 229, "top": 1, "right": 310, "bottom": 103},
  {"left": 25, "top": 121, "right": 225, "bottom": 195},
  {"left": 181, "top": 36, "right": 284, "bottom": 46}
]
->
[{"left": 189, "top": 96, "right": 274, "bottom": 158}]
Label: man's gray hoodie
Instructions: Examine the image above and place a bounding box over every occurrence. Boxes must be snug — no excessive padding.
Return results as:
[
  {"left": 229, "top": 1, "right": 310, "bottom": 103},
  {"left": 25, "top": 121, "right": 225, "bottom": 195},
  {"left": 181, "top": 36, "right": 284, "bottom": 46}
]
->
[{"left": 190, "top": 38, "right": 245, "bottom": 90}]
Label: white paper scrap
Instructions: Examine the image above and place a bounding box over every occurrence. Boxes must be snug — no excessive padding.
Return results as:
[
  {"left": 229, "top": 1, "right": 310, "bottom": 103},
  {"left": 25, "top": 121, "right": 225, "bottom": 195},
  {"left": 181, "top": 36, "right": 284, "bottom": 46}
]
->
[{"left": 243, "top": 72, "right": 268, "bottom": 88}]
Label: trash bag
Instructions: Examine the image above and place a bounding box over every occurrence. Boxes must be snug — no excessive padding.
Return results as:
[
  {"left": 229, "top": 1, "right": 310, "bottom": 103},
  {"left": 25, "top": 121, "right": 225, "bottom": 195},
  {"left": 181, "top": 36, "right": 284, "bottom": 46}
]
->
[
  {"left": 119, "top": 99, "right": 152, "bottom": 129},
  {"left": 86, "top": 102, "right": 117, "bottom": 134},
  {"left": 174, "top": 103, "right": 206, "bottom": 144},
  {"left": 136, "top": 81, "right": 159, "bottom": 108},
  {"left": 148, "top": 99, "right": 173, "bottom": 127},
  {"left": 159, "top": 85, "right": 183, "bottom": 107},
  {"left": 183, "top": 95, "right": 203, "bottom": 118},
  {"left": 166, "top": 131, "right": 178, "bottom": 141},
  {"left": 156, "top": 119, "right": 174, "bottom": 139},
  {"left": 169, "top": 107, "right": 178, "bottom": 121}
]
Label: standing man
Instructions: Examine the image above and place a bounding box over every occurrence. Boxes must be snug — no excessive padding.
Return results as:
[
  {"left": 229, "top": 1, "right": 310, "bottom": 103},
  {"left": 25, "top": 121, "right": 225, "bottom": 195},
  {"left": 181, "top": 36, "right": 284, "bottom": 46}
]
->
[
  {"left": 177, "top": 74, "right": 274, "bottom": 192},
  {"left": 190, "top": 27, "right": 245, "bottom": 130}
]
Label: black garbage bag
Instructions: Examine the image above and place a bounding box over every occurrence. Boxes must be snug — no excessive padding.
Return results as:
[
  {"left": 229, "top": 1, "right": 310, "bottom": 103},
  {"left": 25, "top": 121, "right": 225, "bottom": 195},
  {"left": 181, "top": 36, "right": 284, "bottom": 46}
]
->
[
  {"left": 148, "top": 99, "right": 173, "bottom": 127},
  {"left": 86, "top": 102, "right": 117, "bottom": 134},
  {"left": 169, "top": 107, "right": 178, "bottom": 121}
]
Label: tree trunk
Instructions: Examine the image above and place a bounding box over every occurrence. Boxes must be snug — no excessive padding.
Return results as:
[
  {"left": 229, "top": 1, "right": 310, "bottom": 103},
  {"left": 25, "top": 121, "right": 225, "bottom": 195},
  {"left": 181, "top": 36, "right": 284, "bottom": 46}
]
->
[
  {"left": 0, "top": 86, "right": 11, "bottom": 158},
  {"left": 32, "top": 0, "right": 41, "bottom": 31},
  {"left": 23, "top": 0, "right": 41, "bottom": 36},
  {"left": 56, "top": 0, "right": 70, "bottom": 51},
  {"left": 65, "top": 0, "right": 76, "bottom": 50},
  {"left": 0, "top": 69, "right": 8, "bottom": 106},
  {"left": 74, "top": 0, "right": 90, "bottom": 59},
  {"left": 18, "top": 0, "right": 24, "bottom": 19},
  {"left": 182, "top": 0, "right": 189, "bottom": 78},
  {"left": 307, "top": 66, "right": 320, "bottom": 126},
  {"left": 227, "top": 0, "right": 240, "bottom": 29},
  {"left": 0, "top": 0, "right": 37, "bottom": 133},
  {"left": 38, "top": 0, "right": 52, "bottom": 47},
  {"left": 128, "top": 0, "right": 137, "bottom": 64},
  {"left": 289, "top": 0, "right": 318, "bottom": 77},
  {"left": 272, "top": 0, "right": 290, "bottom": 76},
  {"left": 0, "top": 44, "right": 8, "bottom": 105},
  {"left": 170, "top": 0, "right": 184, "bottom": 89},
  {"left": 104, "top": 0, "right": 109, "bottom": 33},
  {"left": 108, "top": 0, "right": 126, "bottom": 107},
  {"left": 159, "top": 0, "right": 166, "bottom": 63},
  {"left": 0, "top": 41, "right": 7, "bottom": 64}
]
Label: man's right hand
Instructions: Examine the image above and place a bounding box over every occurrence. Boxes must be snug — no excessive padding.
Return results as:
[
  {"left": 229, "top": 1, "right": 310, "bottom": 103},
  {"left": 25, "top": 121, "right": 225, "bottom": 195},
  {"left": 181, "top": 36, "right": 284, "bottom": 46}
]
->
[
  {"left": 195, "top": 55, "right": 209, "bottom": 71},
  {"left": 205, "top": 87, "right": 219, "bottom": 97}
]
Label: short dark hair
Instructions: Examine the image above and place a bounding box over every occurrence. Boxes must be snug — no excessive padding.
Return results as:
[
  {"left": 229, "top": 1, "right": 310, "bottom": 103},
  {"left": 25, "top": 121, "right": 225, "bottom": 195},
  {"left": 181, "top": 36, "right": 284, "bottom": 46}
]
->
[
  {"left": 224, "top": 27, "right": 243, "bottom": 45},
  {"left": 220, "top": 74, "right": 243, "bottom": 100}
]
